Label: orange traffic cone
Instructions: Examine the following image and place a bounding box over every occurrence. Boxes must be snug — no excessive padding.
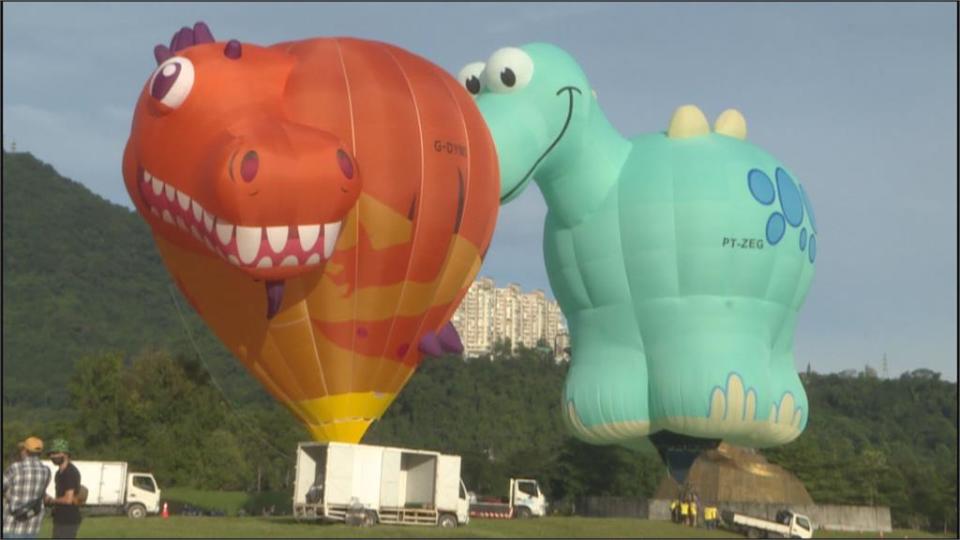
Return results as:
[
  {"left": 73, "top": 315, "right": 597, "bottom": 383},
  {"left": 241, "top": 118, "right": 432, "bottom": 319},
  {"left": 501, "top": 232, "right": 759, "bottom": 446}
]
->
[{"left": 161, "top": 502, "right": 169, "bottom": 519}]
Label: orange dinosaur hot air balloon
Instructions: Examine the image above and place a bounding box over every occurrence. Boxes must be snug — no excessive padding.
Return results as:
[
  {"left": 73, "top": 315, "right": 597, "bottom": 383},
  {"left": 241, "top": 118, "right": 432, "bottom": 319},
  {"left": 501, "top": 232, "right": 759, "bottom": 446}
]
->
[{"left": 122, "top": 22, "right": 499, "bottom": 442}]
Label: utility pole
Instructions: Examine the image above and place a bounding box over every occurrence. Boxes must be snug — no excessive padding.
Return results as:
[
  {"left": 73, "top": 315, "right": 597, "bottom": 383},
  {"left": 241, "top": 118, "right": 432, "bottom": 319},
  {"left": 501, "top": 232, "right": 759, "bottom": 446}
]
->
[{"left": 882, "top": 353, "right": 888, "bottom": 379}]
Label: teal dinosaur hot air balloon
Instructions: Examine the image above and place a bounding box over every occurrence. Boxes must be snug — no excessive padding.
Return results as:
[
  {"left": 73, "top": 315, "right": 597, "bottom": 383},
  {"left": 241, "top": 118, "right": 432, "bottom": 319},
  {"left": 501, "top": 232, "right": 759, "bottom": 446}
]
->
[{"left": 457, "top": 44, "right": 818, "bottom": 483}]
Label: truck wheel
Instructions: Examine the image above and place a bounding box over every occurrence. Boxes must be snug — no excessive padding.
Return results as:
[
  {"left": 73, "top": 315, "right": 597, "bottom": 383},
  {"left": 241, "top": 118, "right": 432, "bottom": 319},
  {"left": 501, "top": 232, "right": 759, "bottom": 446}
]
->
[
  {"left": 363, "top": 511, "right": 378, "bottom": 527},
  {"left": 515, "top": 506, "right": 532, "bottom": 519},
  {"left": 438, "top": 514, "right": 458, "bottom": 528},
  {"left": 127, "top": 504, "right": 147, "bottom": 519},
  {"left": 746, "top": 528, "right": 765, "bottom": 539}
]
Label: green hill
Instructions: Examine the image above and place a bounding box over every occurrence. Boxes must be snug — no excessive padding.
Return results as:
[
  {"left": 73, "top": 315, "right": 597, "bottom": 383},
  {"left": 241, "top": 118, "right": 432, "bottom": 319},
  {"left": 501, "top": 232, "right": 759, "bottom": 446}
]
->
[{"left": 1, "top": 150, "right": 264, "bottom": 406}]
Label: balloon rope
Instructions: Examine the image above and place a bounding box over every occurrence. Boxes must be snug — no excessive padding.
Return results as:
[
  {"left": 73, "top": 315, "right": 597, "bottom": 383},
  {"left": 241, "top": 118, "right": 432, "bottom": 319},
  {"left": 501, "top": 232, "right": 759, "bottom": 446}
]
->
[{"left": 167, "top": 285, "right": 290, "bottom": 461}]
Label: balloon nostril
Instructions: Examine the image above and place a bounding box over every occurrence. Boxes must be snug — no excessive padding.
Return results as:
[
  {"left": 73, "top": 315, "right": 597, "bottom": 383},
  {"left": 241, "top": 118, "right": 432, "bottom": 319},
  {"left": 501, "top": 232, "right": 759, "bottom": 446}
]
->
[
  {"left": 240, "top": 151, "right": 259, "bottom": 182},
  {"left": 337, "top": 149, "right": 354, "bottom": 179}
]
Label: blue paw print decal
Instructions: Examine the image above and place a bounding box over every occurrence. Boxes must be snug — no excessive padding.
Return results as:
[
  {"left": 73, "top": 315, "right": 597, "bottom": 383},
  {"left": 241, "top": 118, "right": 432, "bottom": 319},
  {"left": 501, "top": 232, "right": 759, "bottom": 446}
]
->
[{"left": 748, "top": 168, "right": 817, "bottom": 263}]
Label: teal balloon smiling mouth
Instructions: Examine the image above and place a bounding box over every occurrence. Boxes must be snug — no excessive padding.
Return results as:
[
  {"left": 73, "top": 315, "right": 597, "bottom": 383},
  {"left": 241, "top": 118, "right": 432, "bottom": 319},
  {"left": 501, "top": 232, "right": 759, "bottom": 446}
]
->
[{"left": 458, "top": 44, "right": 818, "bottom": 480}]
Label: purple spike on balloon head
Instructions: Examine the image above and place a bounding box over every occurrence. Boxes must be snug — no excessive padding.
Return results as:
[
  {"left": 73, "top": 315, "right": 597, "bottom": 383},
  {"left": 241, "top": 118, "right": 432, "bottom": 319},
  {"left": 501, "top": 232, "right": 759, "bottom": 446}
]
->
[
  {"left": 193, "top": 22, "right": 214, "bottom": 44},
  {"left": 154, "top": 45, "right": 173, "bottom": 65},
  {"left": 224, "top": 39, "right": 242, "bottom": 59},
  {"left": 172, "top": 26, "right": 195, "bottom": 52},
  {"left": 418, "top": 332, "right": 444, "bottom": 357},
  {"left": 437, "top": 322, "right": 464, "bottom": 354}
]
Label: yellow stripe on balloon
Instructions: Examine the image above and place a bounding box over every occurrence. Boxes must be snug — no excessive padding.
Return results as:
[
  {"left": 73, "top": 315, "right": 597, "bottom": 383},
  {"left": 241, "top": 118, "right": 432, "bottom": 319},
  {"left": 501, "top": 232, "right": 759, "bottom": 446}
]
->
[{"left": 307, "top": 235, "right": 483, "bottom": 323}]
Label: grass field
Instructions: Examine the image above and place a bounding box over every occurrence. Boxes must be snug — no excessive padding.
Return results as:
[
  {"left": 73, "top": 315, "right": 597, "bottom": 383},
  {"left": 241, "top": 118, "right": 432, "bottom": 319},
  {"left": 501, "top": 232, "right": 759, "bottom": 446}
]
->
[{"left": 33, "top": 516, "right": 950, "bottom": 538}]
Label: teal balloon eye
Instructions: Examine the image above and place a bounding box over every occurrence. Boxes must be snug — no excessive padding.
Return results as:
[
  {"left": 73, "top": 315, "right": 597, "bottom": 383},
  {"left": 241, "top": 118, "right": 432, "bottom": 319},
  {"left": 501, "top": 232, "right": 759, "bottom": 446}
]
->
[
  {"left": 466, "top": 76, "right": 482, "bottom": 94},
  {"left": 484, "top": 47, "right": 533, "bottom": 93},
  {"left": 500, "top": 68, "right": 516, "bottom": 87},
  {"left": 457, "top": 61, "right": 486, "bottom": 96}
]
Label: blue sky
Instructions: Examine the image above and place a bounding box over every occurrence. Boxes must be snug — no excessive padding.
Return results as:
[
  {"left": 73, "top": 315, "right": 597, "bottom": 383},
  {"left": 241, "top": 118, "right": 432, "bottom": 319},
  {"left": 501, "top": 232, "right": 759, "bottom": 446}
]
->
[{"left": 3, "top": 3, "right": 957, "bottom": 380}]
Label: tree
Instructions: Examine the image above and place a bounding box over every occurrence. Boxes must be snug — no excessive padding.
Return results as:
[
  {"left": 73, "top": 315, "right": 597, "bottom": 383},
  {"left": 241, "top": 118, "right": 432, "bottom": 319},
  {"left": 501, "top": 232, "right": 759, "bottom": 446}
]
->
[{"left": 68, "top": 352, "right": 126, "bottom": 449}]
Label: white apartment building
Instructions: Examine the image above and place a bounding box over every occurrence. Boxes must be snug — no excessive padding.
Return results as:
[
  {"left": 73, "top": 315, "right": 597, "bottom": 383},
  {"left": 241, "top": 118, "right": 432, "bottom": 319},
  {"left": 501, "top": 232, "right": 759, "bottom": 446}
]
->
[{"left": 451, "top": 277, "right": 570, "bottom": 361}]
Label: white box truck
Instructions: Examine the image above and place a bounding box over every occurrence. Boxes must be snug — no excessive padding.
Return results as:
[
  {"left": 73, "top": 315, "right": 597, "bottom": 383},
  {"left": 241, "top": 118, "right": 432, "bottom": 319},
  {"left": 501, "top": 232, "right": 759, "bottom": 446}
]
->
[
  {"left": 43, "top": 461, "right": 161, "bottom": 518},
  {"left": 469, "top": 478, "right": 548, "bottom": 518},
  {"left": 293, "top": 442, "right": 470, "bottom": 527}
]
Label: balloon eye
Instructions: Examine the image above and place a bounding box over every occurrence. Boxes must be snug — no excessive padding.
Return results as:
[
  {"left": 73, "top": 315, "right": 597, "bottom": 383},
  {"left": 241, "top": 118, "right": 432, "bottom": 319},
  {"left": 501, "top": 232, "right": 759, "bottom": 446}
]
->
[
  {"left": 457, "top": 62, "right": 486, "bottom": 97},
  {"left": 500, "top": 68, "right": 516, "bottom": 87},
  {"left": 148, "top": 57, "right": 194, "bottom": 109},
  {"left": 466, "top": 76, "right": 482, "bottom": 95},
  {"left": 240, "top": 151, "right": 259, "bottom": 182},
  {"left": 337, "top": 149, "right": 354, "bottom": 179},
  {"left": 484, "top": 47, "right": 534, "bottom": 93}
]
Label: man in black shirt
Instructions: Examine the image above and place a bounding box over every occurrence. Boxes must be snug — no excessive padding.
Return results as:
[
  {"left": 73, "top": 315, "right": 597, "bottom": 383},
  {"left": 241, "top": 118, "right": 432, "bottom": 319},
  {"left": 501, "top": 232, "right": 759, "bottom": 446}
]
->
[{"left": 43, "top": 439, "right": 82, "bottom": 539}]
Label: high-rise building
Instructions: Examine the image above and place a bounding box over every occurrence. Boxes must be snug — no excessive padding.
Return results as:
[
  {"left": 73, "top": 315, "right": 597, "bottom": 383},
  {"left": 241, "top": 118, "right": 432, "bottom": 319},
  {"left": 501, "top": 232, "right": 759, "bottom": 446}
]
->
[{"left": 451, "top": 277, "right": 569, "bottom": 361}]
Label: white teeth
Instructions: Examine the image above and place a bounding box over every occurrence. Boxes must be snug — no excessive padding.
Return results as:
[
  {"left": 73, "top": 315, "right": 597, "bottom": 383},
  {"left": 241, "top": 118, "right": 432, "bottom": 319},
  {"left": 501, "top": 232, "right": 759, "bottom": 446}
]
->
[
  {"left": 164, "top": 184, "right": 176, "bottom": 201},
  {"left": 203, "top": 210, "right": 215, "bottom": 232},
  {"left": 257, "top": 257, "right": 273, "bottom": 268},
  {"left": 266, "top": 226, "right": 288, "bottom": 253},
  {"left": 236, "top": 226, "right": 262, "bottom": 264},
  {"left": 216, "top": 220, "right": 234, "bottom": 245},
  {"left": 323, "top": 221, "right": 341, "bottom": 259},
  {"left": 176, "top": 190, "right": 191, "bottom": 211},
  {"left": 191, "top": 201, "right": 203, "bottom": 222},
  {"left": 228, "top": 255, "right": 241, "bottom": 266},
  {"left": 176, "top": 216, "right": 188, "bottom": 231},
  {"left": 298, "top": 225, "right": 320, "bottom": 251},
  {"left": 281, "top": 255, "right": 299, "bottom": 267},
  {"left": 190, "top": 226, "right": 202, "bottom": 241},
  {"left": 151, "top": 178, "right": 164, "bottom": 195},
  {"left": 162, "top": 210, "right": 174, "bottom": 224},
  {"left": 144, "top": 170, "right": 152, "bottom": 183},
  {"left": 305, "top": 253, "right": 321, "bottom": 265}
]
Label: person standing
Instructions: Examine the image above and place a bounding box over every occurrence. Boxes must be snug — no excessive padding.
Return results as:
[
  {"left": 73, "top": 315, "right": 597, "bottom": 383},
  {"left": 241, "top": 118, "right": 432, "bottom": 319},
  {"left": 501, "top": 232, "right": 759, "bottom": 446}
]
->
[
  {"left": 44, "top": 439, "right": 82, "bottom": 539},
  {"left": 2, "top": 437, "right": 52, "bottom": 539}
]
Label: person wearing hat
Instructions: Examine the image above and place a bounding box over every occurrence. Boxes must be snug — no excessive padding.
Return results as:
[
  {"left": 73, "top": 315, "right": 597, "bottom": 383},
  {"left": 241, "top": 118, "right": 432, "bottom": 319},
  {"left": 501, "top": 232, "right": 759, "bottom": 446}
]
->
[
  {"left": 2, "top": 436, "right": 52, "bottom": 539},
  {"left": 43, "top": 439, "right": 82, "bottom": 539}
]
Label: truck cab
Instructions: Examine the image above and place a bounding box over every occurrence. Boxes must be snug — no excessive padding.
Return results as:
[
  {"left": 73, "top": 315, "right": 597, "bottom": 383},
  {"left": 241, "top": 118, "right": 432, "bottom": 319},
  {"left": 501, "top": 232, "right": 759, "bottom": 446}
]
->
[
  {"left": 126, "top": 473, "right": 161, "bottom": 517},
  {"left": 456, "top": 479, "right": 470, "bottom": 525},
  {"left": 777, "top": 510, "right": 814, "bottom": 539},
  {"left": 510, "top": 478, "right": 547, "bottom": 518}
]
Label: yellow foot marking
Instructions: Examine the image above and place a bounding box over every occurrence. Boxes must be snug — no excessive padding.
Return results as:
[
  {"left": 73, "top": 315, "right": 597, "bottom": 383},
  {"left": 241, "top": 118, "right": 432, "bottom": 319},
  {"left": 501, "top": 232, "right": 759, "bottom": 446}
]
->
[
  {"left": 564, "top": 400, "right": 651, "bottom": 444},
  {"left": 654, "top": 374, "right": 805, "bottom": 447},
  {"left": 708, "top": 372, "right": 757, "bottom": 424},
  {"left": 714, "top": 109, "right": 747, "bottom": 140},
  {"left": 667, "top": 105, "right": 710, "bottom": 139},
  {"left": 769, "top": 392, "right": 803, "bottom": 432}
]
